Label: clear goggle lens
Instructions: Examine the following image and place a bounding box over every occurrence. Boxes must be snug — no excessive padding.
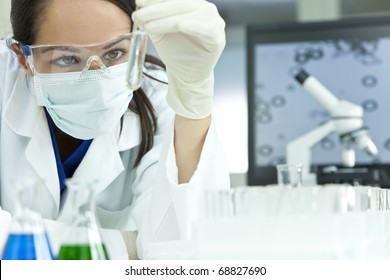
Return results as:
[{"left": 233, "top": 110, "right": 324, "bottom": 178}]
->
[{"left": 8, "top": 33, "right": 134, "bottom": 75}]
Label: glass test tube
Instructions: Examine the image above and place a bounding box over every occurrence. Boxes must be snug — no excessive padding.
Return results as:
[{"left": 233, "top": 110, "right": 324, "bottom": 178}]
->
[{"left": 127, "top": 21, "right": 148, "bottom": 90}]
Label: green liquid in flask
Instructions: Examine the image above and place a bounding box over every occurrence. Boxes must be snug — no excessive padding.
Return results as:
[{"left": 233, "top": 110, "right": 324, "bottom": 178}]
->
[
  {"left": 57, "top": 244, "right": 109, "bottom": 260},
  {"left": 58, "top": 179, "right": 110, "bottom": 260}
]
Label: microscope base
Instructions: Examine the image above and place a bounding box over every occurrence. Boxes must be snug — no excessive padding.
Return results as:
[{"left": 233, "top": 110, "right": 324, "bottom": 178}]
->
[{"left": 315, "top": 164, "right": 390, "bottom": 188}]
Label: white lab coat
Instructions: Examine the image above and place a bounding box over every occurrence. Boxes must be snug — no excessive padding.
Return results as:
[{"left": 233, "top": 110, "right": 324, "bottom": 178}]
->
[{"left": 0, "top": 39, "right": 230, "bottom": 259}]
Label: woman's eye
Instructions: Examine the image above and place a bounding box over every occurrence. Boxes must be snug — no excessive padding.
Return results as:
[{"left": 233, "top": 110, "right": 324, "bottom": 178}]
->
[
  {"left": 103, "top": 49, "right": 127, "bottom": 61},
  {"left": 52, "top": 56, "right": 79, "bottom": 66}
]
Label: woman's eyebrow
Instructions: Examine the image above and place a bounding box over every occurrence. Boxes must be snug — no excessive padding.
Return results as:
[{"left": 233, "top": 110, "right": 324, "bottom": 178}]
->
[
  {"left": 103, "top": 37, "right": 131, "bottom": 50},
  {"left": 38, "top": 37, "right": 131, "bottom": 53},
  {"left": 40, "top": 46, "right": 81, "bottom": 53}
]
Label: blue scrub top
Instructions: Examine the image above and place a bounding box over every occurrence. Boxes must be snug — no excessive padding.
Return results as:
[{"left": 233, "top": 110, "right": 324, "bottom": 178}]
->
[{"left": 45, "top": 111, "right": 92, "bottom": 192}]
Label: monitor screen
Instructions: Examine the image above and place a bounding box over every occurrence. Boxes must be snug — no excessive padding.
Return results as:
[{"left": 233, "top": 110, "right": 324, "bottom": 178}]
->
[{"left": 247, "top": 17, "right": 390, "bottom": 186}]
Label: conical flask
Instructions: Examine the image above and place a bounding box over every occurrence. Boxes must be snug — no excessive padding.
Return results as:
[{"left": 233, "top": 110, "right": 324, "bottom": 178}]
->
[
  {"left": 1, "top": 180, "right": 54, "bottom": 260},
  {"left": 57, "top": 179, "right": 109, "bottom": 260}
]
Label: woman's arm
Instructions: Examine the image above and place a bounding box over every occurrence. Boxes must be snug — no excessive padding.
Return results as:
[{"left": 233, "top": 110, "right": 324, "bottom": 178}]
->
[{"left": 174, "top": 115, "right": 211, "bottom": 184}]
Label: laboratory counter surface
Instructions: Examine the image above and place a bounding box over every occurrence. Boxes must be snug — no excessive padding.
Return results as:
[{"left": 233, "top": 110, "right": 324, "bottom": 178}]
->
[{"left": 1, "top": 185, "right": 390, "bottom": 260}]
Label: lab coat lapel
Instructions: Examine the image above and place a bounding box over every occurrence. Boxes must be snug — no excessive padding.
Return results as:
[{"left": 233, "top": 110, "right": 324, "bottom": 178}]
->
[
  {"left": 25, "top": 111, "right": 61, "bottom": 212},
  {"left": 72, "top": 132, "right": 125, "bottom": 195},
  {"left": 3, "top": 72, "right": 60, "bottom": 215},
  {"left": 73, "top": 110, "right": 142, "bottom": 194}
]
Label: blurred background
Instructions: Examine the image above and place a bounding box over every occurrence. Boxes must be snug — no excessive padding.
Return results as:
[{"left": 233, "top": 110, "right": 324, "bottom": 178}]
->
[
  {"left": 209, "top": 0, "right": 390, "bottom": 187},
  {"left": 2, "top": 0, "right": 390, "bottom": 186}
]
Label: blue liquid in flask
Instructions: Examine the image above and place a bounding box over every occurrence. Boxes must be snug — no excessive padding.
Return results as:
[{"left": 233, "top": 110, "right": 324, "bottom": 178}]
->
[
  {"left": 2, "top": 232, "right": 54, "bottom": 260},
  {"left": 2, "top": 179, "right": 55, "bottom": 260}
]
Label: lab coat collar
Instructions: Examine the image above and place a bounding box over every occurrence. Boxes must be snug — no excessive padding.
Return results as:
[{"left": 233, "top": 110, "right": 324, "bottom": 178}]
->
[
  {"left": 117, "top": 110, "right": 142, "bottom": 152},
  {"left": 75, "top": 109, "right": 142, "bottom": 194},
  {"left": 3, "top": 71, "right": 42, "bottom": 138}
]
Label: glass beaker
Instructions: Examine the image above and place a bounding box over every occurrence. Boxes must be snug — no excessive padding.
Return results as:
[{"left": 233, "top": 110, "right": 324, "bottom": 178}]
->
[
  {"left": 276, "top": 163, "right": 303, "bottom": 187},
  {"left": 57, "top": 179, "right": 109, "bottom": 260},
  {"left": 1, "top": 180, "right": 54, "bottom": 260}
]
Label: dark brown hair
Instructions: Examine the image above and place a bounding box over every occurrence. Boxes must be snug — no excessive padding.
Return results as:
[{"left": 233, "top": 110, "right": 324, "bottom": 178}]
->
[{"left": 10, "top": 0, "right": 163, "bottom": 167}]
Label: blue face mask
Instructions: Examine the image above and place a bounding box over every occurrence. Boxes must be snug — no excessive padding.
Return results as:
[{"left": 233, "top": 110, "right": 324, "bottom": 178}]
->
[{"left": 32, "top": 63, "right": 133, "bottom": 140}]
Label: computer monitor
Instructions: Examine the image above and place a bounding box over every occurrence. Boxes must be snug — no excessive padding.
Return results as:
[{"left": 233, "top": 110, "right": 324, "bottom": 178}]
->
[{"left": 247, "top": 17, "right": 390, "bottom": 186}]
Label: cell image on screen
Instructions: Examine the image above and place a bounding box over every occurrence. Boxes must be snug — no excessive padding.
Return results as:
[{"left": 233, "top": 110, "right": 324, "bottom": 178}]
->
[{"left": 247, "top": 17, "right": 390, "bottom": 185}]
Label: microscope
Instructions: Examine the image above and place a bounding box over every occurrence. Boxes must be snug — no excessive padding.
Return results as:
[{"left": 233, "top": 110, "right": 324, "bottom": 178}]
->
[{"left": 287, "top": 69, "right": 379, "bottom": 185}]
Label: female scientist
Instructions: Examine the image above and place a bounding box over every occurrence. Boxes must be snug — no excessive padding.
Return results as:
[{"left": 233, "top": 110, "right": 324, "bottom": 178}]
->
[{"left": 0, "top": 0, "right": 229, "bottom": 259}]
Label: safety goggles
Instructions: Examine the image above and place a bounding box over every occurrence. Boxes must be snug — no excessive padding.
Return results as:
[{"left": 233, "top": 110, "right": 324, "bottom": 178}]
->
[{"left": 6, "top": 33, "right": 134, "bottom": 76}]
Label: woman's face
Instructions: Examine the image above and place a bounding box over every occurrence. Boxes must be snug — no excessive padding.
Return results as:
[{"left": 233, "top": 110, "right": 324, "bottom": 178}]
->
[
  {"left": 18, "top": 0, "right": 131, "bottom": 75},
  {"left": 36, "top": 0, "right": 131, "bottom": 45}
]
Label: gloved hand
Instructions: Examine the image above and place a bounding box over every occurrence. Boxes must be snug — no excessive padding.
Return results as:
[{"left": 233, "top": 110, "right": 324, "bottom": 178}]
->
[{"left": 133, "top": 0, "right": 226, "bottom": 119}]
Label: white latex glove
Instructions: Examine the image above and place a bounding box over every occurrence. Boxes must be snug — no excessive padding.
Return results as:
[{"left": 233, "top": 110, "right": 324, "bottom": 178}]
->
[{"left": 133, "top": 0, "right": 226, "bottom": 119}]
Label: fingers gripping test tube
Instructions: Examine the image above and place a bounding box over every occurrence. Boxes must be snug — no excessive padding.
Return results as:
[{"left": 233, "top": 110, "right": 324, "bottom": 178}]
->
[{"left": 126, "top": 30, "right": 148, "bottom": 90}]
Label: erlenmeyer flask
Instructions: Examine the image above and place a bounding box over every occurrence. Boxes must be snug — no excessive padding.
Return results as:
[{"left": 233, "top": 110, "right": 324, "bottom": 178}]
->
[
  {"left": 1, "top": 180, "right": 54, "bottom": 260},
  {"left": 57, "top": 179, "right": 109, "bottom": 260}
]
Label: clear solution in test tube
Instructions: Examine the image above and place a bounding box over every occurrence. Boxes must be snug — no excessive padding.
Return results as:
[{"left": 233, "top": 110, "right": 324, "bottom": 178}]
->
[{"left": 127, "top": 30, "right": 148, "bottom": 90}]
